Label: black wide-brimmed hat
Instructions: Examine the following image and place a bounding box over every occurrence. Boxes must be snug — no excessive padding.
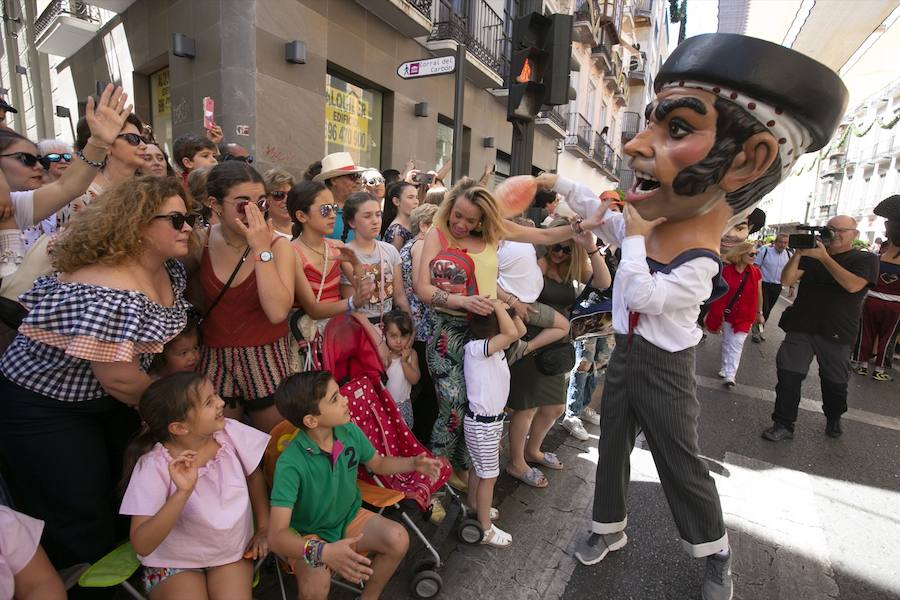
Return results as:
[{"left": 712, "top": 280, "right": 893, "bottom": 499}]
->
[
  {"left": 656, "top": 33, "right": 847, "bottom": 152},
  {"left": 0, "top": 98, "right": 17, "bottom": 114},
  {"left": 874, "top": 195, "right": 900, "bottom": 222},
  {"left": 747, "top": 208, "right": 766, "bottom": 234}
]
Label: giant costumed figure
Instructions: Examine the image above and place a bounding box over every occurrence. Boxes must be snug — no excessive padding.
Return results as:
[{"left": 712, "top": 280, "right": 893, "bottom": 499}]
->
[{"left": 533, "top": 34, "right": 848, "bottom": 599}]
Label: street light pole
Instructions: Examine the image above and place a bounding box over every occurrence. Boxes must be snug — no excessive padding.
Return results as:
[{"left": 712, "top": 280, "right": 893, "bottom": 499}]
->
[{"left": 451, "top": 42, "right": 466, "bottom": 184}]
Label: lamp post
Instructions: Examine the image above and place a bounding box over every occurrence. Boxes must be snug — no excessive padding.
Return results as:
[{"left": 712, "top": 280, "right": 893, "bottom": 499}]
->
[{"left": 55, "top": 106, "right": 75, "bottom": 142}]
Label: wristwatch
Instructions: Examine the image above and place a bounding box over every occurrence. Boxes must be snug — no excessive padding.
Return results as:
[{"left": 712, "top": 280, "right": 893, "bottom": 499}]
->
[{"left": 256, "top": 250, "right": 274, "bottom": 263}]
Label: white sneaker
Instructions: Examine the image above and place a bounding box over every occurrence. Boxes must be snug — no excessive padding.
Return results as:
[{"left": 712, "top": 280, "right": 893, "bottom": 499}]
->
[
  {"left": 562, "top": 416, "right": 590, "bottom": 441},
  {"left": 580, "top": 407, "right": 601, "bottom": 426},
  {"left": 717, "top": 369, "right": 726, "bottom": 378}
]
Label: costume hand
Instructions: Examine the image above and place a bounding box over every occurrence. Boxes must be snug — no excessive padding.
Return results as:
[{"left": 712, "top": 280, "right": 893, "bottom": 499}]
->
[
  {"left": 535, "top": 172, "right": 558, "bottom": 190},
  {"left": 206, "top": 124, "right": 224, "bottom": 145},
  {"left": 85, "top": 84, "right": 132, "bottom": 148},
  {"left": 243, "top": 528, "right": 269, "bottom": 560},
  {"left": 322, "top": 536, "right": 373, "bottom": 584},
  {"left": 462, "top": 295, "right": 494, "bottom": 316},
  {"left": 168, "top": 450, "right": 198, "bottom": 493},
  {"left": 799, "top": 241, "right": 828, "bottom": 261},
  {"left": 623, "top": 203, "right": 666, "bottom": 238},
  {"left": 413, "top": 453, "right": 443, "bottom": 482},
  {"left": 235, "top": 202, "right": 272, "bottom": 253}
]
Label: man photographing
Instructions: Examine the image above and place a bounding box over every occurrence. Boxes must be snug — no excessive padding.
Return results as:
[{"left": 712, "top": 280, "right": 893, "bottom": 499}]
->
[{"left": 762, "top": 215, "right": 879, "bottom": 441}]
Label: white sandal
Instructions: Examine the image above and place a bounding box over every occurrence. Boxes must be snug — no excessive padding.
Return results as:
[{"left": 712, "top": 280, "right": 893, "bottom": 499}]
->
[
  {"left": 464, "top": 504, "right": 499, "bottom": 520},
  {"left": 481, "top": 524, "right": 512, "bottom": 547}
]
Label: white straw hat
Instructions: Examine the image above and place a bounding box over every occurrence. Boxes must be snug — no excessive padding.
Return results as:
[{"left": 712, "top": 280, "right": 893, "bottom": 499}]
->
[{"left": 314, "top": 152, "right": 367, "bottom": 182}]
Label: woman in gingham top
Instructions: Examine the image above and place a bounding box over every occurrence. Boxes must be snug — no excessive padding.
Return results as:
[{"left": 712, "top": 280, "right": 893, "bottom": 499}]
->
[{"left": 0, "top": 176, "right": 195, "bottom": 571}]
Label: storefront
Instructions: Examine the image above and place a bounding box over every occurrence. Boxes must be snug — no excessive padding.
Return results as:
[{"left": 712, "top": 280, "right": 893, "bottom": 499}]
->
[{"left": 325, "top": 72, "right": 383, "bottom": 169}]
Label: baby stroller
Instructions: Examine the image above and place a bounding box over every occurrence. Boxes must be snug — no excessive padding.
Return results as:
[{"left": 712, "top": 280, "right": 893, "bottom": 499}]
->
[{"left": 321, "top": 314, "right": 456, "bottom": 598}]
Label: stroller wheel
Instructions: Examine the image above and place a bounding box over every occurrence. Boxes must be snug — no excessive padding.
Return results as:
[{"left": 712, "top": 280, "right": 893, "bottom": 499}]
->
[
  {"left": 411, "top": 570, "right": 443, "bottom": 599},
  {"left": 412, "top": 556, "right": 439, "bottom": 573},
  {"left": 457, "top": 518, "right": 484, "bottom": 544}
]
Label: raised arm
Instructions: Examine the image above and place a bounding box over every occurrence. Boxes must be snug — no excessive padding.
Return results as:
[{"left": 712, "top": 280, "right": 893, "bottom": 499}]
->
[
  {"left": 503, "top": 219, "right": 575, "bottom": 245},
  {"left": 486, "top": 301, "right": 523, "bottom": 355},
  {"left": 32, "top": 85, "right": 129, "bottom": 222}
]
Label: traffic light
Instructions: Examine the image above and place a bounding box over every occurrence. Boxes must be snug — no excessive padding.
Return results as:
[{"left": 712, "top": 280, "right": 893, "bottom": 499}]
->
[{"left": 507, "top": 12, "right": 574, "bottom": 123}]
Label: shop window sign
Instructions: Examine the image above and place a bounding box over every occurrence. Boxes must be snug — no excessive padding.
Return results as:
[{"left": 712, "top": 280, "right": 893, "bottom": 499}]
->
[{"left": 325, "top": 74, "right": 382, "bottom": 169}]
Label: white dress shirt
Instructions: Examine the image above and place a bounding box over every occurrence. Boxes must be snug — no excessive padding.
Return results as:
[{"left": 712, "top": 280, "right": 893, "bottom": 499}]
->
[{"left": 554, "top": 176, "right": 719, "bottom": 352}]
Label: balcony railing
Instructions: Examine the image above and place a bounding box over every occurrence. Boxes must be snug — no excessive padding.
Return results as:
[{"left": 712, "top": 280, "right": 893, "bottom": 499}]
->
[
  {"left": 595, "top": 141, "right": 620, "bottom": 176},
  {"left": 632, "top": 0, "right": 653, "bottom": 21},
  {"left": 621, "top": 110, "right": 640, "bottom": 142},
  {"left": 594, "top": 0, "right": 623, "bottom": 35},
  {"left": 537, "top": 105, "right": 568, "bottom": 131},
  {"left": 591, "top": 131, "right": 605, "bottom": 164},
  {"left": 430, "top": 0, "right": 507, "bottom": 77},
  {"left": 566, "top": 112, "right": 592, "bottom": 155},
  {"left": 408, "top": 0, "right": 433, "bottom": 18},
  {"left": 35, "top": 0, "right": 100, "bottom": 40}
]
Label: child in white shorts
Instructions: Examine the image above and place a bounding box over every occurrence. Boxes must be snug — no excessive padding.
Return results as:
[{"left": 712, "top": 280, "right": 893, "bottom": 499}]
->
[{"left": 463, "top": 300, "right": 525, "bottom": 547}]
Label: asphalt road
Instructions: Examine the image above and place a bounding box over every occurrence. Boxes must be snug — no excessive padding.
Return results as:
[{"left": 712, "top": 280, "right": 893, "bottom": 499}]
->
[{"left": 254, "top": 294, "right": 900, "bottom": 600}]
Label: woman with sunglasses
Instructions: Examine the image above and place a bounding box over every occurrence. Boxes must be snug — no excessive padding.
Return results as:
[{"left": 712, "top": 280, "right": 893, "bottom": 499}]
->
[
  {"left": 18, "top": 139, "right": 73, "bottom": 248},
  {"left": 60, "top": 107, "right": 149, "bottom": 227},
  {"left": 362, "top": 168, "right": 386, "bottom": 207},
  {"left": 704, "top": 241, "right": 763, "bottom": 387},
  {"left": 380, "top": 181, "right": 419, "bottom": 252},
  {"left": 0, "top": 176, "right": 194, "bottom": 576},
  {"left": 263, "top": 168, "right": 294, "bottom": 239},
  {"left": 413, "top": 178, "right": 579, "bottom": 490},
  {"left": 193, "top": 161, "right": 295, "bottom": 434},
  {"left": 507, "top": 220, "right": 611, "bottom": 483}
]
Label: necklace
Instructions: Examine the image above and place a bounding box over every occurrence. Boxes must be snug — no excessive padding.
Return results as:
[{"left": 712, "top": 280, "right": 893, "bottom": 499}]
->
[
  {"left": 220, "top": 229, "right": 247, "bottom": 251},
  {"left": 298, "top": 236, "right": 326, "bottom": 257}
]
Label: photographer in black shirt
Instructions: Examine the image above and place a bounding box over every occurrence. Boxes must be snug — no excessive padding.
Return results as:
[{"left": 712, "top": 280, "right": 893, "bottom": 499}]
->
[{"left": 762, "top": 215, "right": 879, "bottom": 441}]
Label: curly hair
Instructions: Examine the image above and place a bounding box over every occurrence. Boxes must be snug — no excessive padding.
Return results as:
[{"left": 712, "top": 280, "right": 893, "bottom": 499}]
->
[
  {"left": 435, "top": 177, "right": 508, "bottom": 246},
  {"left": 52, "top": 176, "right": 191, "bottom": 273},
  {"left": 264, "top": 168, "right": 294, "bottom": 194}
]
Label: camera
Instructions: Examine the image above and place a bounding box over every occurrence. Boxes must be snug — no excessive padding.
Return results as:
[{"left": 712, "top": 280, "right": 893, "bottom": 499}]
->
[{"left": 788, "top": 225, "right": 834, "bottom": 249}]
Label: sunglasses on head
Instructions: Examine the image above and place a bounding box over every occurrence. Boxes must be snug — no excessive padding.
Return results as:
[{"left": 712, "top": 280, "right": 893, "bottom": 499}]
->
[
  {"left": 40, "top": 153, "right": 73, "bottom": 169},
  {"left": 117, "top": 132, "right": 151, "bottom": 146},
  {"left": 1, "top": 152, "right": 43, "bottom": 168},
  {"left": 152, "top": 213, "right": 199, "bottom": 230},
  {"left": 364, "top": 175, "right": 385, "bottom": 185},
  {"left": 223, "top": 154, "right": 254, "bottom": 164},
  {"left": 319, "top": 203, "right": 340, "bottom": 217},
  {"left": 550, "top": 244, "right": 572, "bottom": 254},
  {"left": 269, "top": 191, "right": 288, "bottom": 201}
]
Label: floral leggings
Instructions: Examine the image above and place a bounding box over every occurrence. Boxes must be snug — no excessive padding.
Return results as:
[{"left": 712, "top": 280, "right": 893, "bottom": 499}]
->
[{"left": 426, "top": 311, "right": 471, "bottom": 471}]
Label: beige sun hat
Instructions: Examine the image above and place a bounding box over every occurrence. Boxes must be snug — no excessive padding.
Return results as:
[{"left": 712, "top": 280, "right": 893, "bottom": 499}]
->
[{"left": 313, "top": 152, "right": 367, "bottom": 182}]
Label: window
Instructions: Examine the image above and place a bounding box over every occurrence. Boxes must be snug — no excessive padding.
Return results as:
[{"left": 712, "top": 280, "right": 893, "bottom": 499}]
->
[
  {"left": 436, "top": 118, "right": 453, "bottom": 171},
  {"left": 325, "top": 73, "right": 383, "bottom": 168},
  {"left": 149, "top": 68, "right": 171, "bottom": 155}
]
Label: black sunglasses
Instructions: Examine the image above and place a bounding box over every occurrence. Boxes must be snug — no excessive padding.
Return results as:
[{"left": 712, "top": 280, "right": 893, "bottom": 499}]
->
[
  {"left": 40, "top": 153, "right": 73, "bottom": 169},
  {"left": 152, "top": 213, "right": 199, "bottom": 230},
  {"left": 550, "top": 244, "right": 572, "bottom": 254},
  {"left": 117, "top": 133, "right": 151, "bottom": 146},
  {"left": 1, "top": 152, "right": 43, "bottom": 168},
  {"left": 269, "top": 191, "right": 288, "bottom": 201},
  {"left": 223, "top": 154, "right": 254, "bottom": 164}
]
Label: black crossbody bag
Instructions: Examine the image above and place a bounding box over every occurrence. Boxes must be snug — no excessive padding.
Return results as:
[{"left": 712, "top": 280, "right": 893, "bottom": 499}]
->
[
  {"left": 199, "top": 247, "right": 251, "bottom": 324},
  {"left": 723, "top": 269, "right": 751, "bottom": 316}
]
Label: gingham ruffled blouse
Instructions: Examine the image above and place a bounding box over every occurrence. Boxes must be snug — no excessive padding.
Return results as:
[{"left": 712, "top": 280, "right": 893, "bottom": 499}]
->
[{"left": 0, "top": 260, "right": 189, "bottom": 402}]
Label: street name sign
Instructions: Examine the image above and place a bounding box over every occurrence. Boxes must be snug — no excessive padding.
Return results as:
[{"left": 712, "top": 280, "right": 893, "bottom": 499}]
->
[{"left": 397, "top": 56, "right": 456, "bottom": 80}]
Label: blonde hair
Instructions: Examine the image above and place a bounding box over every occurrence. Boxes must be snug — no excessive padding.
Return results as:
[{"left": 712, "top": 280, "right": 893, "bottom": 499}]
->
[
  {"left": 435, "top": 178, "right": 507, "bottom": 246},
  {"left": 264, "top": 168, "right": 294, "bottom": 194},
  {"left": 546, "top": 217, "right": 587, "bottom": 284},
  {"left": 410, "top": 203, "right": 438, "bottom": 236},
  {"left": 424, "top": 185, "right": 447, "bottom": 205},
  {"left": 724, "top": 241, "right": 756, "bottom": 265},
  {"left": 52, "top": 176, "right": 192, "bottom": 273}
]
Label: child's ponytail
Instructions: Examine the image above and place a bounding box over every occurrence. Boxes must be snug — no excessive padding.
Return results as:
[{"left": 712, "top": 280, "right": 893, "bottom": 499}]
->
[{"left": 119, "top": 372, "right": 208, "bottom": 493}]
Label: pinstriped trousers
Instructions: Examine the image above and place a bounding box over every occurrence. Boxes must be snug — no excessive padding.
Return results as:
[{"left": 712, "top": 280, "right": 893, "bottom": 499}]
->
[{"left": 592, "top": 334, "right": 728, "bottom": 557}]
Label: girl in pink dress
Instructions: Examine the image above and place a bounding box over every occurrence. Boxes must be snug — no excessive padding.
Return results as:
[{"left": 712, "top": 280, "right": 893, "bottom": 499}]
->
[{"left": 120, "top": 372, "right": 271, "bottom": 599}]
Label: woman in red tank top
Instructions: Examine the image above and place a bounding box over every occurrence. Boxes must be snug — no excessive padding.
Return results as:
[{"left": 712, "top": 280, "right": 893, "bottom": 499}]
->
[{"left": 195, "top": 162, "right": 296, "bottom": 433}]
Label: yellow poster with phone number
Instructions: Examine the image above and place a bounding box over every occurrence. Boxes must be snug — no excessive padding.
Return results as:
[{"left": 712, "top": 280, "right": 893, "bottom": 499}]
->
[{"left": 325, "top": 86, "right": 370, "bottom": 152}]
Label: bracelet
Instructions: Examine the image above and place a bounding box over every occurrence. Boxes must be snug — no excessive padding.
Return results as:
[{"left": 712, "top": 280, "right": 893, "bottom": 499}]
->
[
  {"left": 84, "top": 137, "right": 111, "bottom": 151},
  {"left": 346, "top": 295, "right": 355, "bottom": 312},
  {"left": 77, "top": 150, "right": 107, "bottom": 169},
  {"left": 303, "top": 538, "right": 325, "bottom": 568},
  {"left": 587, "top": 248, "right": 600, "bottom": 256}
]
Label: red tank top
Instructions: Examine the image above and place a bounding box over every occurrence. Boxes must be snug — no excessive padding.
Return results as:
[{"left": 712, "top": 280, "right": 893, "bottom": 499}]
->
[
  {"left": 200, "top": 242, "right": 289, "bottom": 347},
  {"left": 292, "top": 239, "right": 343, "bottom": 305}
]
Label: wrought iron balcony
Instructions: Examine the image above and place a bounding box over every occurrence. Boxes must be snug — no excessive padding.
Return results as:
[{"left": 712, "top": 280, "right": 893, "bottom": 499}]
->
[
  {"left": 429, "top": 0, "right": 507, "bottom": 79},
  {"left": 594, "top": 140, "right": 620, "bottom": 178},
  {"left": 566, "top": 112, "right": 593, "bottom": 156},
  {"left": 35, "top": 0, "right": 101, "bottom": 57},
  {"left": 631, "top": 0, "right": 653, "bottom": 23},
  {"left": 627, "top": 52, "right": 646, "bottom": 85},
  {"left": 594, "top": 0, "right": 624, "bottom": 38},
  {"left": 536, "top": 105, "right": 568, "bottom": 137},
  {"left": 355, "top": 0, "right": 433, "bottom": 37},
  {"left": 573, "top": 0, "right": 597, "bottom": 44},
  {"left": 621, "top": 110, "right": 641, "bottom": 143},
  {"left": 591, "top": 43, "right": 613, "bottom": 73}
]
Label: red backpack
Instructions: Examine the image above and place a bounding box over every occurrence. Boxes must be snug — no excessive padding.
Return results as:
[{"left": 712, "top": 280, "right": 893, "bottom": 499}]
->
[{"left": 429, "top": 228, "right": 479, "bottom": 297}]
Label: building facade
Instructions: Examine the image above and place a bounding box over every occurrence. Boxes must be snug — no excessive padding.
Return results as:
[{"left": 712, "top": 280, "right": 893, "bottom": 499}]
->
[
  {"left": 759, "top": 77, "right": 900, "bottom": 243},
  {"left": 1, "top": 0, "right": 571, "bottom": 180}
]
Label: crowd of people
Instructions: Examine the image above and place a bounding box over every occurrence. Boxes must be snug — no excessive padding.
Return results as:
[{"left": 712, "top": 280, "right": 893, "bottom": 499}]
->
[{"left": 0, "top": 69, "right": 896, "bottom": 600}]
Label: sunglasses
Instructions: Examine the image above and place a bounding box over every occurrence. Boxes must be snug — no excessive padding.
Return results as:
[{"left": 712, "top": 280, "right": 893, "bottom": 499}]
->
[
  {"left": 550, "top": 244, "right": 572, "bottom": 254},
  {"left": 232, "top": 199, "right": 268, "bottom": 215},
  {"left": 223, "top": 154, "right": 254, "bottom": 164},
  {"left": 364, "top": 175, "right": 385, "bottom": 185},
  {"left": 342, "top": 173, "right": 361, "bottom": 182},
  {"left": 117, "top": 133, "right": 151, "bottom": 146},
  {"left": 269, "top": 191, "right": 288, "bottom": 201},
  {"left": 40, "top": 153, "right": 73, "bottom": 169},
  {"left": 1, "top": 152, "right": 43, "bottom": 168},
  {"left": 319, "top": 203, "right": 340, "bottom": 217},
  {"left": 153, "top": 213, "right": 199, "bottom": 230},
  {"left": 748, "top": 252, "right": 758, "bottom": 257}
]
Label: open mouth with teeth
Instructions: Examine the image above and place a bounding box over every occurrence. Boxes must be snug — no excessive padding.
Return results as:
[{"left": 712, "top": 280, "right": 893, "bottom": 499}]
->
[{"left": 633, "top": 170, "right": 661, "bottom": 196}]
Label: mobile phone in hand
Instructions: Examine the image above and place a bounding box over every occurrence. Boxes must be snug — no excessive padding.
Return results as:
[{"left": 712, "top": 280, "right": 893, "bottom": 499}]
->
[
  {"left": 203, "top": 97, "right": 215, "bottom": 130},
  {"left": 413, "top": 172, "right": 435, "bottom": 185}
]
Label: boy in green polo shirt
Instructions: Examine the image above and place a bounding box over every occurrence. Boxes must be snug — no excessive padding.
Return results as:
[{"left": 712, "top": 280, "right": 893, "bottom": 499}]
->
[{"left": 268, "top": 370, "right": 442, "bottom": 600}]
